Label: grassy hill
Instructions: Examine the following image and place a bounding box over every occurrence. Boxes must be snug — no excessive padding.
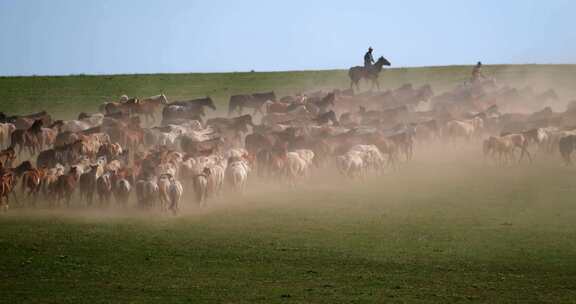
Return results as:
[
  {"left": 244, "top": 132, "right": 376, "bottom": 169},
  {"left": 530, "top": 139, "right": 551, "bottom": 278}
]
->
[{"left": 2, "top": 64, "right": 576, "bottom": 118}]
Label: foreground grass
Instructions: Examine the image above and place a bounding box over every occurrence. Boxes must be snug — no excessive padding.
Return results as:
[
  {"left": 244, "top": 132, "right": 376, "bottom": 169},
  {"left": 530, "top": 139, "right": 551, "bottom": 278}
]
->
[
  {"left": 2, "top": 64, "right": 576, "bottom": 118},
  {"left": 2, "top": 152, "right": 576, "bottom": 303}
]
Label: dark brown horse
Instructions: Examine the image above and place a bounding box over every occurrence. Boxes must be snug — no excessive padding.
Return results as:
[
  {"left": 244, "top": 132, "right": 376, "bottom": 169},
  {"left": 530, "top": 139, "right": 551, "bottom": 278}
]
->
[
  {"left": 228, "top": 92, "right": 276, "bottom": 116},
  {"left": 559, "top": 134, "right": 576, "bottom": 165},
  {"left": 10, "top": 119, "right": 43, "bottom": 155},
  {"left": 162, "top": 97, "right": 215, "bottom": 125},
  {"left": 310, "top": 92, "right": 336, "bottom": 113},
  {"left": 348, "top": 56, "right": 391, "bottom": 91},
  {"left": 311, "top": 110, "right": 339, "bottom": 126}
]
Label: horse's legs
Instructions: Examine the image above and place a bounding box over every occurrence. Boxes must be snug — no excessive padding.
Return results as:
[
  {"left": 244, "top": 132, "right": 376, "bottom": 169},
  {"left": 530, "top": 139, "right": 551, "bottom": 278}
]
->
[
  {"left": 66, "top": 191, "right": 72, "bottom": 208},
  {"left": 350, "top": 79, "right": 358, "bottom": 91},
  {"left": 0, "top": 195, "right": 7, "bottom": 212},
  {"left": 510, "top": 150, "right": 517, "bottom": 165},
  {"left": 88, "top": 192, "right": 93, "bottom": 207},
  {"left": 11, "top": 190, "right": 19, "bottom": 207},
  {"left": 518, "top": 146, "right": 531, "bottom": 163},
  {"left": 523, "top": 147, "right": 532, "bottom": 163},
  {"left": 374, "top": 79, "right": 381, "bottom": 91},
  {"left": 352, "top": 79, "right": 360, "bottom": 92}
]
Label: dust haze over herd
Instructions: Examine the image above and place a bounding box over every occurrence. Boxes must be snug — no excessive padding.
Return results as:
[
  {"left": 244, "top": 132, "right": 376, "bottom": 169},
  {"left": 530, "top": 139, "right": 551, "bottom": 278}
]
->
[
  {"left": 1, "top": 63, "right": 576, "bottom": 216},
  {"left": 4, "top": 0, "right": 576, "bottom": 302}
]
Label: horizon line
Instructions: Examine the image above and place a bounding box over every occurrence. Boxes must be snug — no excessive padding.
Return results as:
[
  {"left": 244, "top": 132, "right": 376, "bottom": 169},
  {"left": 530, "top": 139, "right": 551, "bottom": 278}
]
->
[{"left": 1, "top": 63, "right": 575, "bottom": 78}]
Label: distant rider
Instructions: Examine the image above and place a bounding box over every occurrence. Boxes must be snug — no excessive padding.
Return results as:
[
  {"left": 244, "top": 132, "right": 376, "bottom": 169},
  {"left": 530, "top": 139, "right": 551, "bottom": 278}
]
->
[
  {"left": 364, "top": 47, "right": 375, "bottom": 68},
  {"left": 471, "top": 61, "right": 484, "bottom": 82}
]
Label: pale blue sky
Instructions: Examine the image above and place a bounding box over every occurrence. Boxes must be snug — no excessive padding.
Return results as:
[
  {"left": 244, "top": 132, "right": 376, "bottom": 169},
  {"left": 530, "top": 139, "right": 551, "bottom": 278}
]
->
[{"left": 0, "top": 0, "right": 575, "bottom": 75}]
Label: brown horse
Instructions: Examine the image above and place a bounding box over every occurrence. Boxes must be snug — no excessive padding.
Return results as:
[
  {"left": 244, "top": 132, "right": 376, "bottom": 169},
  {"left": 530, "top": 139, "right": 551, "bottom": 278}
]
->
[
  {"left": 0, "top": 172, "right": 15, "bottom": 212},
  {"left": 54, "top": 167, "right": 79, "bottom": 207},
  {"left": 10, "top": 119, "right": 43, "bottom": 156},
  {"left": 0, "top": 161, "right": 33, "bottom": 211},
  {"left": 228, "top": 92, "right": 276, "bottom": 116},
  {"left": 134, "top": 94, "right": 168, "bottom": 122},
  {"left": 21, "top": 167, "right": 46, "bottom": 204},
  {"left": 0, "top": 146, "right": 16, "bottom": 167},
  {"left": 348, "top": 56, "right": 391, "bottom": 91}
]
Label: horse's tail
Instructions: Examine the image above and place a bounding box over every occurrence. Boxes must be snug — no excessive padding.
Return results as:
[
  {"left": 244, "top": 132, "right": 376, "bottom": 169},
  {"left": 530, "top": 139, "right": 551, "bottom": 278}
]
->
[
  {"left": 348, "top": 67, "right": 361, "bottom": 89},
  {"left": 348, "top": 68, "right": 356, "bottom": 80},
  {"left": 348, "top": 68, "right": 353, "bottom": 88}
]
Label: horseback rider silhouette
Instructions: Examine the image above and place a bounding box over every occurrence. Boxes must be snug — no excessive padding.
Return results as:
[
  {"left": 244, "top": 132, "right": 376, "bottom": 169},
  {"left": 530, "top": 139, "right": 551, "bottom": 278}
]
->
[
  {"left": 364, "top": 47, "right": 375, "bottom": 68},
  {"left": 471, "top": 61, "right": 484, "bottom": 82}
]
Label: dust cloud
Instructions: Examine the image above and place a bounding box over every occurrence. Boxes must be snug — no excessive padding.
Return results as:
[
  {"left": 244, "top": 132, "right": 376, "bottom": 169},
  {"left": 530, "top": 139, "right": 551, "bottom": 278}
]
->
[{"left": 3, "top": 64, "right": 576, "bottom": 226}]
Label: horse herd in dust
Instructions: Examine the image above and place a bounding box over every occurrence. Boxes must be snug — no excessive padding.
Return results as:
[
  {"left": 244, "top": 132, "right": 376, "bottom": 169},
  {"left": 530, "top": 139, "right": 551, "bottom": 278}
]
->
[{"left": 0, "top": 77, "right": 575, "bottom": 214}]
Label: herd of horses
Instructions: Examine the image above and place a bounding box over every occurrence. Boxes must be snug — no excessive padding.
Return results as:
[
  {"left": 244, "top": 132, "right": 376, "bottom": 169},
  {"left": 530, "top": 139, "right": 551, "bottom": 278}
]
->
[{"left": 0, "top": 76, "right": 574, "bottom": 213}]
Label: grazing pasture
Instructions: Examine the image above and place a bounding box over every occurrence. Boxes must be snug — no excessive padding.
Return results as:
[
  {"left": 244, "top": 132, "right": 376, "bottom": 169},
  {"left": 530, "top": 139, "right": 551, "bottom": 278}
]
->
[
  {"left": 3, "top": 65, "right": 576, "bottom": 303},
  {"left": 2, "top": 150, "right": 576, "bottom": 303}
]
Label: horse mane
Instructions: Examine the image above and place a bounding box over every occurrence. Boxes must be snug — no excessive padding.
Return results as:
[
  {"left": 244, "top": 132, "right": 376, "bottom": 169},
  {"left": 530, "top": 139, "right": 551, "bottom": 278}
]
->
[
  {"left": 29, "top": 119, "right": 43, "bottom": 132},
  {"left": 14, "top": 161, "right": 33, "bottom": 175},
  {"left": 50, "top": 120, "right": 64, "bottom": 128}
]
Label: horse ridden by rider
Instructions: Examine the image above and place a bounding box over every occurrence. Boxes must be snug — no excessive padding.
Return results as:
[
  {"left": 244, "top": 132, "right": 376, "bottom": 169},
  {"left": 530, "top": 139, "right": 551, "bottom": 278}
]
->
[
  {"left": 348, "top": 47, "right": 391, "bottom": 91},
  {"left": 471, "top": 61, "right": 485, "bottom": 83}
]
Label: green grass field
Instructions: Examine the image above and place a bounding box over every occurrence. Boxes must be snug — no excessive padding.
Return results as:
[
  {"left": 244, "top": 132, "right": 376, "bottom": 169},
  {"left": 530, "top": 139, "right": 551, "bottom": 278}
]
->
[
  {"left": 2, "top": 65, "right": 576, "bottom": 303},
  {"left": 2, "top": 150, "right": 576, "bottom": 303}
]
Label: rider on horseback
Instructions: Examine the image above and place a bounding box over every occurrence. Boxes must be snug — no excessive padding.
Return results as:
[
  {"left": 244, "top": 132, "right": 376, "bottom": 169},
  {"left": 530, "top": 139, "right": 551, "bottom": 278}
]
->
[
  {"left": 471, "top": 61, "right": 484, "bottom": 83},
  {"left": 349, "top": 49, "right": 390, "bottom": 91},
  {"left": 364, "top": 47, "right": 375, "bottom": 68}
]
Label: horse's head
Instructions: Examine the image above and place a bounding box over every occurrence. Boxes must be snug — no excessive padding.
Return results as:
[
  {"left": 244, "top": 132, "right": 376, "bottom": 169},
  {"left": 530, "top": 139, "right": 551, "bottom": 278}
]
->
[
  {"left": 160, "top": 94, "right": 169, "bottom": 104},
  {"left": 205, "top": 97, "right": 217, "bottom": 110},
  {"left": 377, "top": 56, "right": 391, "bottom": 66},
  {"left": 50, "top": 120, "right": 65, "bottom": 130},
  {"left": 30, "top": 119, "right": 43, "bottom": 132},
  {"left": 78, "top": 112, "right": 90, "bottom": 120},
  {"left": 241, "top": 114, "right": 255, "bottom": 127}
]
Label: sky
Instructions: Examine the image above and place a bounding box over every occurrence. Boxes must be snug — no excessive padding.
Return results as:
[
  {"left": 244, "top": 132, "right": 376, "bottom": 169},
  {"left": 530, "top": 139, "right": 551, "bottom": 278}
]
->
[{"left": 0, "top": 0, "right": 575, "bottom": 75}]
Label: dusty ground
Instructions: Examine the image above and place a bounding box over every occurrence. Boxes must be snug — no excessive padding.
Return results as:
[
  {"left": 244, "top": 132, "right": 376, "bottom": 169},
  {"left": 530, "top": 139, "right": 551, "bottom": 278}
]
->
[{"left": 2, "top": 144, "right": 576, "bottom": 303}]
